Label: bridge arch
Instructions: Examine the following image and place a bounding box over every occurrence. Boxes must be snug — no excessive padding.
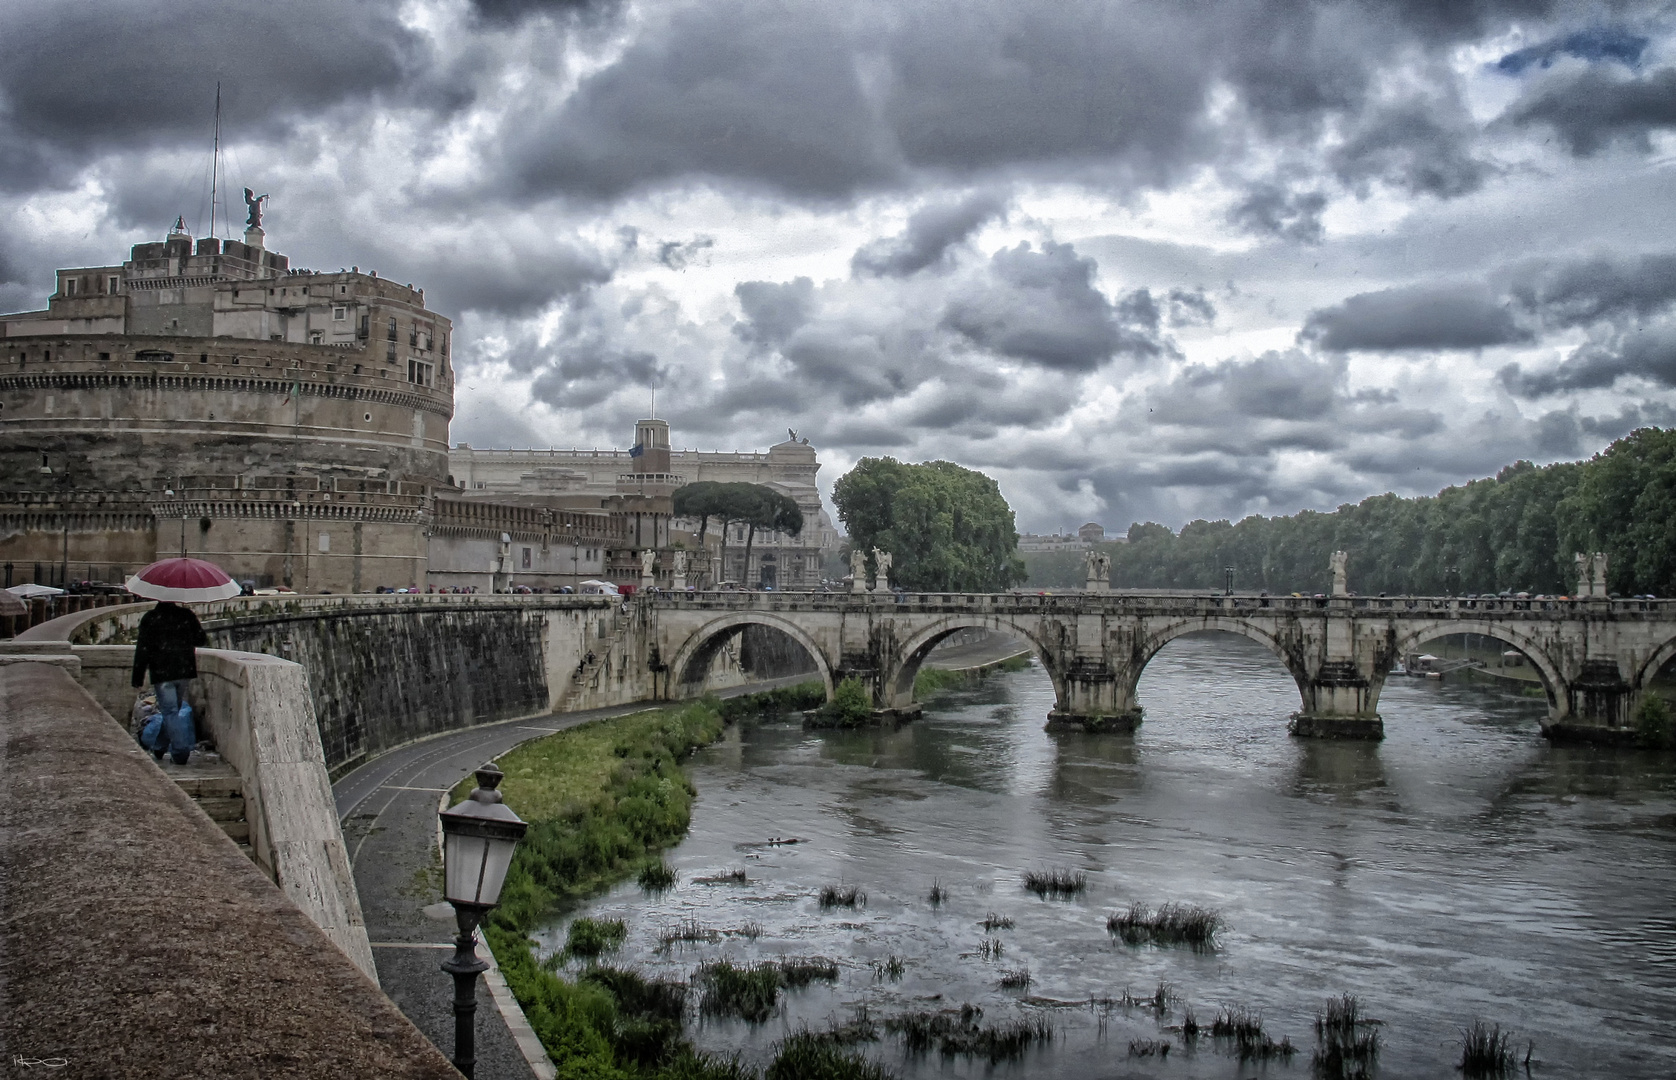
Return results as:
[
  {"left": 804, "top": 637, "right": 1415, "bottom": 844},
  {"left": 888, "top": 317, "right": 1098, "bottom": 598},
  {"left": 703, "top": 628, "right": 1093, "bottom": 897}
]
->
[
  {"left": 1390, "top": 619, "right": 1563, "bottom": 709},
  {"left": 887, "top": 615, "right": 1060, "bottom": 710},
  {"left": 1132, "top": 618, "right": 1311, "bottom": 711},
  {"left": 1634, "top": 634, "right": 1676, "bottom": 693},
  {"left": 666, "top": 611, "right": 835, "bottom": 699}
]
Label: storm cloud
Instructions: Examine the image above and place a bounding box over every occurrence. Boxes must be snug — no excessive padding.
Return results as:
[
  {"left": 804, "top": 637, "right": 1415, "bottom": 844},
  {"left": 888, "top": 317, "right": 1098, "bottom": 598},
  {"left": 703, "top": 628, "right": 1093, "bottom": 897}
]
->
[{"left": 4, "top": 0, "right": 1676, "bottom": 533}]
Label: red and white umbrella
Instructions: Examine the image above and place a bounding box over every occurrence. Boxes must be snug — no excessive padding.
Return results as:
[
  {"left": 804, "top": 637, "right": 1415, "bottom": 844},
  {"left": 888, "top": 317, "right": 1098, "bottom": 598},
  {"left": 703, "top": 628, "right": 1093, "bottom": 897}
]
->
[{"left": 125, "top": 558, "right": 244, "bottom": 602}]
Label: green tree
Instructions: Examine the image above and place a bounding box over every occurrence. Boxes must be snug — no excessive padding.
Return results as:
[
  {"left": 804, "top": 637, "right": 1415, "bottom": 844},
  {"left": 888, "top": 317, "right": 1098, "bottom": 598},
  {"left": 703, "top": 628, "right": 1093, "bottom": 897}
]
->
[
  {"left": 1023, "top": 428, "right": 1676, "bottom": 596},
  {"left": 832, "top": 458, "right": 1026, "bottom": 591},
  {"left": 673, "top": 481, "right": 803, "bottom": 587}
]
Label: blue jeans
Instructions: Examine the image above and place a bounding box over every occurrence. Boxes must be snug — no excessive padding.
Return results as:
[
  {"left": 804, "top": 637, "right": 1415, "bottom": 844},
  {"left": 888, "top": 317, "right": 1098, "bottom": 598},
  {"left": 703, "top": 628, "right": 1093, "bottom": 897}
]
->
[{"left": 154, "top": 679, "right": 194, "bottom": 764}]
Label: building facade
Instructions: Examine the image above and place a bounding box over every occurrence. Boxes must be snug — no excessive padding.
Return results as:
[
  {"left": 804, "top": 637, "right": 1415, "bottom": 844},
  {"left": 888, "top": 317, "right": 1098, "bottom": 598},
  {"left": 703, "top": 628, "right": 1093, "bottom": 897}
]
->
[
  {"left": 1, "top": 221, "right": 461, "bottom": 591},
  {"left": 450, "top": 428, "right": 841, "bottom": 589}
]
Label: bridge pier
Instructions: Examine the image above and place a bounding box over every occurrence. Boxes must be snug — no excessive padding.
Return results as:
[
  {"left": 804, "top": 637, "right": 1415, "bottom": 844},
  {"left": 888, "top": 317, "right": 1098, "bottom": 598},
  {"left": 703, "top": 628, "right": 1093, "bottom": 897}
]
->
[
  {"left": 1288, "top": 662, "right": 1385, "bottom": 740},
  {"left": 1045, "top": 666, "right": 1143, "bottom": 732},
  {"left": 1547, "top": 659, "right": 1638, "bottom": 744}
]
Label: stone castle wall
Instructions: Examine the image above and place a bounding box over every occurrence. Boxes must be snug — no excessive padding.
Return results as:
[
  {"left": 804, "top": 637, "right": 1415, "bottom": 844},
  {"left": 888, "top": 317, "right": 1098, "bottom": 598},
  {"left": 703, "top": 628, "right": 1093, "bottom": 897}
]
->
[{"left": 0, "top": 334, "right": 451, "bottom": 590}]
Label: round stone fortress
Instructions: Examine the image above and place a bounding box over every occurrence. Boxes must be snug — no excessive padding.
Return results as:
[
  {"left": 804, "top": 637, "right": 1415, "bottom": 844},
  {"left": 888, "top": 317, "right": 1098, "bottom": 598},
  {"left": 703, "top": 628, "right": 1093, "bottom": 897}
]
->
[{"left": 0, "top": 220, "right": 453, "bottom": 591}]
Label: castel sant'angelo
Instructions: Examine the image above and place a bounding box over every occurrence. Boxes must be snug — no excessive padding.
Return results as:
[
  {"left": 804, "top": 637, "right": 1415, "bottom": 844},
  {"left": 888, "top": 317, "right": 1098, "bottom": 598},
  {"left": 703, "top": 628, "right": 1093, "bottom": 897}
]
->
[{"left": 0, "top": 202, "right": 835, "bottom": 593}]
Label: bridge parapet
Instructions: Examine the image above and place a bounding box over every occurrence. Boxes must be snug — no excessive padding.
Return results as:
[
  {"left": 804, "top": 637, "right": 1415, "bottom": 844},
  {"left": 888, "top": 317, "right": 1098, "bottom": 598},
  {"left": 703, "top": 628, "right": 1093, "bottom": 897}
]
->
[{"left": 649, "top": 590, "right": 1676, "bottom": 742}]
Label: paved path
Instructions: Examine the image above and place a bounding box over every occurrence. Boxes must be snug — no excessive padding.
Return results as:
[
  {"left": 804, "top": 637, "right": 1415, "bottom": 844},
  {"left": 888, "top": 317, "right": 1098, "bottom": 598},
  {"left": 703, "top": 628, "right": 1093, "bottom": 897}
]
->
[
  {"left": 332, "top": 677, "right": 816, "bottom": 1080},
  {"left": 922, "top": 633, "right": 1032, "bottom": 671}
]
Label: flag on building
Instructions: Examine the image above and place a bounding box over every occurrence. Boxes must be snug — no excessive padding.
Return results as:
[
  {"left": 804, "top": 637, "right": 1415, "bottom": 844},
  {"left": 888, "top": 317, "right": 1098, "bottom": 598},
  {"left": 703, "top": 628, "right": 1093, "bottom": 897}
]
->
[{"left": 628, "top": 444, "right": 644, "bottom": 458}]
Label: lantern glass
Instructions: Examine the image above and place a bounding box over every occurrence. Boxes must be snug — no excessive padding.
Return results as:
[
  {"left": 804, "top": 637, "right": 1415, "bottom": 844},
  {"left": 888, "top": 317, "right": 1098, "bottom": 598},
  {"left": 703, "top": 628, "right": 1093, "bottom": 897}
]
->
[{"left": 443, "top": 829, "right": 517, "bottom": 907}]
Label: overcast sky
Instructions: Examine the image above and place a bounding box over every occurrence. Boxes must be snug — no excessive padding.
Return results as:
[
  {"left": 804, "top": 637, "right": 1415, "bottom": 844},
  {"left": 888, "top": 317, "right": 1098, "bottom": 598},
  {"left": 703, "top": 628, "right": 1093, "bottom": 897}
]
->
[{"left": 4, "top": 0, "right": 1675, "bottom": 534}]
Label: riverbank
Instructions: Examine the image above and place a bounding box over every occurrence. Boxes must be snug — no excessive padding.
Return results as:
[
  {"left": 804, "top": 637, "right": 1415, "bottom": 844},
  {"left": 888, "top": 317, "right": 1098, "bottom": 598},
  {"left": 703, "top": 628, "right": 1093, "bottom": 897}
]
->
[{"left": 477, "top": 682, "right": 884, "bottom": 1079}]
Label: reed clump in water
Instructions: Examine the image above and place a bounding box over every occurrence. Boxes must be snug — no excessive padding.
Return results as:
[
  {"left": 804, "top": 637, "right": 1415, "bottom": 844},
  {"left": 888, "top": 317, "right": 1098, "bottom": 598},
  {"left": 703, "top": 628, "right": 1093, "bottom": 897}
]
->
[
  {"left": 696, "top": 959, "right": 783, "bottom": 1023},
  {"left": 928, "top": 880, "right": 948, "bottom": 906},
  {"left": 884, "top": 1005, "right": 1051, "bottom": 1063},
  {"left": 981, "top": 912, "right": 1014, "bottom": 931},
  {"left": 563, "top": 916, "right": 627, "bottom": 960},
  {"left": 819, "top": 883, "right": 866, "bottom": 909},
  {"left": 1458, "top": 1020, "right": 1524, "bottom": 1078},
  {"left": 1022, "top": 868, "right": 1087, "bottom": 899},
  {"left": 872, "top": 955, "right": 906, "bottom": 980},
  {"left": 1106, "top": 902, "right": 1222, "bottom": 948},
  {"left": 998, "top": 966, "right": 1032, "bottom": 990},
  {"left": 1212, "top": 1006, "right": 1297, "bottom": 1061},
  {"left": 1312, "top": 995, "right": 1381, "bottom": 1080},
  {"left": 765, "top": 1031, "right": 892, "bottom": 1080},
  {"left": 1129, "top": 1038, "right": 1171, "bottom": 1058},
  {"left": 695, "top": 868, "right": 749, "bottom": 885},
  {"left": 976, "top": 938, "right": 1003, "bottom": 960},
  {"left": 658, "top": 918, "right": 719, "bottom": 947},
  {"left": 777, "top": 957, "right": 840, "bottom": 987},
  {"left": 637, "top": 860, "right": 677, "bottom": 892}
]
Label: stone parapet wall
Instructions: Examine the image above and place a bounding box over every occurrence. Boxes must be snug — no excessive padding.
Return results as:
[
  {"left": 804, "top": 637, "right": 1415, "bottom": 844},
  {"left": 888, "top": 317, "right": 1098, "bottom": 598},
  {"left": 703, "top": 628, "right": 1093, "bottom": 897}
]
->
[{"left": 0, "top": 660, "right": 456, "bottom": 1078}]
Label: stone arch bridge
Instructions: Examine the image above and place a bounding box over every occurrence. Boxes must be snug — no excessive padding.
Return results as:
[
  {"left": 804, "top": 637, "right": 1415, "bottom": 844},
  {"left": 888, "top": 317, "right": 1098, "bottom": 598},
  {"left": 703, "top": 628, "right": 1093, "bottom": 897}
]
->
[{"left": 646, "top": 591, "right": 1676, "bottom": 741}]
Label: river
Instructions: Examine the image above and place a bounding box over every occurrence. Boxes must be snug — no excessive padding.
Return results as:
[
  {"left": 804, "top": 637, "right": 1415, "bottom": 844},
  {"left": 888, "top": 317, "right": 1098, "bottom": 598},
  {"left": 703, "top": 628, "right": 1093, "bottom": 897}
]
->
[{"left": 539, "top": 631, "right": 1676, "bottom": 1078}]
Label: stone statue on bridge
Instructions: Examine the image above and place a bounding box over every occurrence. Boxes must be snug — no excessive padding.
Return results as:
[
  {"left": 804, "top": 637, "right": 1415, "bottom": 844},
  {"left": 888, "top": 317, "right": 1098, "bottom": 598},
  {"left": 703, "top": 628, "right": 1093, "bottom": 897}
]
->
[
  {"left": 872, "top": 548, "right": 893, "bottom": 592},
  {"left": 1084, "top": 549, "right": 1110, "bottom": 591},
  {"left": 640, "top": 548, "right": 656, "bottom": 589},
  {"left": 1330, "top": 550, "right": 1349, "bottom": 596},
  {"left": 1575, "top": 551, "right": 1609, "bottom": 597},
  {"left": 850, "top": 548, "right": 869, "bottom": 593},
  {"left": 671, "top": 548, "right": 688, "bottom": 591}
]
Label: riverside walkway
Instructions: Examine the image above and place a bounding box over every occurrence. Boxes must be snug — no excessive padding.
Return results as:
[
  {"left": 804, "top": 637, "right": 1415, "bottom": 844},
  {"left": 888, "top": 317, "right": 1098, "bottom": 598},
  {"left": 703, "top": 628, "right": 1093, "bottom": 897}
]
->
[{"left": 333, "top": 675, "right": 820, "bottom": 1080}]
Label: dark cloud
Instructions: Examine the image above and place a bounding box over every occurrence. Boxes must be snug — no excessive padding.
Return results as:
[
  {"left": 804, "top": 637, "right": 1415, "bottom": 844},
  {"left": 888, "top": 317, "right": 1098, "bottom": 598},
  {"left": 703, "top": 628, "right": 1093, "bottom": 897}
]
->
[
  {"left": 469, "top": 0, "right": 616, "bottom": 26},
  {"left": 1510, "top": 65, "right": 1676, "bottom": 155},
  {"left": 1154, "top": 351, "right": 1347, "bottom": 425},
  {"left": 851, "top": 191, "right": 1007, "bottom": 278},
  {"left": 733, "top": 278, "right": 816, "bottom": 348},
  {"left": 880, "top": 3, "right": 1212, "bottom": 182},
  {"left": 426, "top": 241, "right": 612, "bottom": 318},
  {"left": 1497, "top": 325, "right": 1676, "bottom": 395},
  {"left": 1495, "top": 25, "right": 1649, "bottom": 75},
  {"left": 1165, "top": 287, "right": 1216, "bottom": 327},
  {"left": 656, "top": 236, "right": 715, "bottom": 271},
  {"left": 530, "top": 347, "right": 665, "bottom": 410},
  {"left": 0, "top": 0, "right": 424, "bottom": 191},
  {"left": 1506, "top": 252, "right": 1676, "bottom": 327},
  {"left": 1329, "top": 101, "right": 1488, "bottom": 198},
  {"left": 1227, "top": 183, "right": 1327, "bottom": 243},
  {"left": 1302, "top": 283, "right": 1529, "bottom": 351},
  {"left": 509, "top": 3, "right": 899, "bottom": 200},
  {"left": 943, "top": 241, "right": 1168, "bottom": 371}
]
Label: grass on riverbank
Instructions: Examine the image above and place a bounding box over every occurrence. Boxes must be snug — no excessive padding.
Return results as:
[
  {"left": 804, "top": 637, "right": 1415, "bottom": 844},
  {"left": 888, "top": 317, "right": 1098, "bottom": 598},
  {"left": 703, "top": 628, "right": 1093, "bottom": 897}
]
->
[
  {"left": 913, "top": 652, "right": 1031, "bottom": 698},
  {"left": 472, "top": 688, "right": 833, "bottom": 1080}
]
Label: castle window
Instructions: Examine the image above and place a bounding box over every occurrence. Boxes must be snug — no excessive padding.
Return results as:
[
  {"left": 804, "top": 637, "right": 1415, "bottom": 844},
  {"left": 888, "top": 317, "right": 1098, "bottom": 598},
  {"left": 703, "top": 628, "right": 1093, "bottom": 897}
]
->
[
  {"left": 386, "top": 343, "right": 397, "bottom": 363},
  {"left": 107, "top": 276, "right": 119, "bottom": 294},
  {"left": 65, "top": 278, "right": 78, "bottom": 296},
  {"left": 332, "top": 306, "right": 346, "bottom": 321},
  {"left": 310, "top": 331, "right": 323, "bottom": 344},
  {"left": 408, "top": 358, "right": 433, "bottom": 387},
  {"left": 387, "top": 316, "right": 397, "bottom": 341}
]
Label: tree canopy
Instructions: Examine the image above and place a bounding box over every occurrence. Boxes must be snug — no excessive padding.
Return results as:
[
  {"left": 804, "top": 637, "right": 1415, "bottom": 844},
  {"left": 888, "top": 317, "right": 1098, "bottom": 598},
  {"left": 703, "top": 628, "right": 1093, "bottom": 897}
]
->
[
  {"left": 832, "top": 458, "right": 1026, "bottom": 592},
  {"left": 673, "top": 481, "right": 803, "bottom": 585},
  {"left": 1023, "top": 428, "right": 1676, "bottom": 597}
]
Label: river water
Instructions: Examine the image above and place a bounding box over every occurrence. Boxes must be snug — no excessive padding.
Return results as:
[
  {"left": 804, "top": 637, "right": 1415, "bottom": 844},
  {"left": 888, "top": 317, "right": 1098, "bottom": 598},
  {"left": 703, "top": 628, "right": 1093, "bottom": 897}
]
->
[{"left": 541, "top": 632, "right": 1676, "bottom": 1078}]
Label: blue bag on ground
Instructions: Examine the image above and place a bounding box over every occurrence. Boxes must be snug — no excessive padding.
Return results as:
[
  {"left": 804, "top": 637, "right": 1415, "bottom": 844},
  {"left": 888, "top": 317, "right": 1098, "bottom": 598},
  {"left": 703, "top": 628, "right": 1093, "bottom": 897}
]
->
[
  {"left": 165, "top": 703, "right": 196, "bottom": 761},
  {"left": 139, "top": 713, "right": 164, "bottom": 753}
]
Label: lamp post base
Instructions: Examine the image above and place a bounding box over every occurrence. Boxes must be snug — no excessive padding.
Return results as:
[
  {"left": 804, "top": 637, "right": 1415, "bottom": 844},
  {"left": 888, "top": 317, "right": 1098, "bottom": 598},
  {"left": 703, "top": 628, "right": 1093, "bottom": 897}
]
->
[{"left": 440, "top": 904, "right": 492, "bottom": 1079}]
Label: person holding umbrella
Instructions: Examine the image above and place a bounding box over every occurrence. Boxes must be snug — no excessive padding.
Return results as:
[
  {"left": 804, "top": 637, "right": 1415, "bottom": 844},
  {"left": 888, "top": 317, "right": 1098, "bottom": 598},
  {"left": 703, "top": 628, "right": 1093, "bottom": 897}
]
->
[{"left": 126, "top": 558, "right": 242, "bottom": 765}]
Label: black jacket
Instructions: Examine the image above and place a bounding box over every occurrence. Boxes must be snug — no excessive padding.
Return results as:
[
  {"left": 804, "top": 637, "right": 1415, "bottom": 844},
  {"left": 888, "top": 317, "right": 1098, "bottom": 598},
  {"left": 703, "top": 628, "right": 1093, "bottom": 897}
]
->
[{"left": 131, "top": 602, "right": 208, "bottom": 687}]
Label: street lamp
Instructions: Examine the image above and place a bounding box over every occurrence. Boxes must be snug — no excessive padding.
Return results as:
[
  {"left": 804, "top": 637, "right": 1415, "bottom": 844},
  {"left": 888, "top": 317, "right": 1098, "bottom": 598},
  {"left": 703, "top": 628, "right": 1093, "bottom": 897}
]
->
[
  {"left": 567, "top": 522, "right": 578, "bottom": 589},
  {"left": 438, "top": 763, "right": 528, "bottom": 1079},
  {"left": 1224, "top": 565, "right": 1235, "bottom": 596}
]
